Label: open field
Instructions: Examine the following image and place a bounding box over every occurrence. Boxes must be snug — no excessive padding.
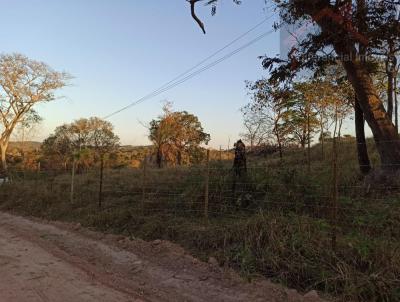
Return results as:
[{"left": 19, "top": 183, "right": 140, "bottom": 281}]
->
[{"left": 1, "top": 140, "right": 400, "bottom": 301}]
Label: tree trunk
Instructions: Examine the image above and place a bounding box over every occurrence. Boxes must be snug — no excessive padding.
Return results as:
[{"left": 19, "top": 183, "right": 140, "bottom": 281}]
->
[
  {"left": 156, "top": 147, "right": 162, "bottom": 168},
  {"left": 0, "top": 141, "right": 9, "bottom": 172},
  {"left": 303, "top": 1, "right": 400, "bottom": 171},
  {"left": 177, "top": 150, "right": 182, "bottom": 165},
  {"left": 319, "top": 115, "right": 325, "bottom": 160},
  {"left": 278, "top": 143, "right": 283, "bottom": 159},
  {"left": 341, "top": 57, "right": 400, "bottom": 170},
  {"left": 355, "top": 98, "right": 371, "bottom": 174},
  {"left": 395, "top": 69, "right": 399, "bottom": 134},
  {"left": 276, "top": 135, "right": 283, "bottom": 159},
  {"left": 320, "top": 130, "right": 324, "bottom": 159},
  {"left": 387, "top": 68, "right": 394, "bottom": 121},
  {"left": 386, "top": 41, "right": 395, "bottom": 121},
  {"left": 307, "top": 110, "right": 311, "bottom": 172}
]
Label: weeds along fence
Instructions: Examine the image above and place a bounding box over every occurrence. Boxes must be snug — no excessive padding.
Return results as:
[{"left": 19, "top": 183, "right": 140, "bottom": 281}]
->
[
  {"left": 0, "top": 140, "right": 400, "bottom": 299},
  {"left": 1, "top": 141, "right": 399, "bottom": 247}
]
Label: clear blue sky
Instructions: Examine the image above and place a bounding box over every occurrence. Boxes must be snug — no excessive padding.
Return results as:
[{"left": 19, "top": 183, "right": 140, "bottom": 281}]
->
[{"left": 1, "top": 0, "right": 284, "bottom": 147}]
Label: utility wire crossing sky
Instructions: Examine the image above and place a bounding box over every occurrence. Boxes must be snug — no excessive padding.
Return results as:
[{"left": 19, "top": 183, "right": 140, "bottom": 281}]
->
[{"left": 1, "top": 1, "right": 290, "bottom": 147}]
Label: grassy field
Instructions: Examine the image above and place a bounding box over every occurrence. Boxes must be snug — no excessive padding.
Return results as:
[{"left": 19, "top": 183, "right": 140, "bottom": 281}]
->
[{"left": 1, "top": 139, "right": 399, "bottom": 301}]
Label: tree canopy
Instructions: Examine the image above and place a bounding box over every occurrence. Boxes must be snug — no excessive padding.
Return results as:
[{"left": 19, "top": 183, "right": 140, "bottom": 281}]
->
[
  {"left": 189, "top": 0, "right": 400, "bottom": 171},
  {"left": 42, "top": 117, "right": 119, "bottom": 169},
  {"left": 0, "top": 53, "right": 70, "bottom": 171},
  {"left": 149, "top": 104, "right": 210, "bottom": 167}
]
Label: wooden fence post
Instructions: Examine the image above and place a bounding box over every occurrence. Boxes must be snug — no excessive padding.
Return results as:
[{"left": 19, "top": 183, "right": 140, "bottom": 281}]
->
[
  {"left": 204, "top": 150, "right": 210, "bottom": 220},
  {"left": 142, "top": 156, "right": 147, "bottom": 214},
  {"left": 331, "top": 136, "right": 338, "bottom": 252},
  {"left": 70, "top": 159, "right": 76, "bottom": 204},
  {"left": 35, "top": 161, "right": 41, "bottom": 194},
  {"left": 98, "top": 156, "right": 104, "bottom": 209}
]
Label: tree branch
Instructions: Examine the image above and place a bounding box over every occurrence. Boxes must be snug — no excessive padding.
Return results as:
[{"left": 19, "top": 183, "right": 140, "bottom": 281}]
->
[{"left": 188, "top": 0, "right": 206, "bottom": 34}]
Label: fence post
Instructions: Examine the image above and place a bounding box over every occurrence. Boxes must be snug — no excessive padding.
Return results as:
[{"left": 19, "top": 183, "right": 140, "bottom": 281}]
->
[
  {"left": 35, "top": 161, "right": 41, "bottom": 193},
  {"left": 70, "top": 159, "right": 76, "bottom": 204},
  {"left": 98, "top": 156, "right": 104, "bottom": 209},
  {"left": 331, "top": 136, "right": 338, "bottom": 252},
  {"left": 142, "top": 156, "right": 147, "bottom": 214},
  {"left": 204, "top": 150, "right": 210, "bottom": 220}
]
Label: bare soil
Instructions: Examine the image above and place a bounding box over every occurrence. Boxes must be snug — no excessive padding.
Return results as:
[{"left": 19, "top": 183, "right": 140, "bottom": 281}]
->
[{"left": 0, "top": 212, "right": 325, "bottom": 302}]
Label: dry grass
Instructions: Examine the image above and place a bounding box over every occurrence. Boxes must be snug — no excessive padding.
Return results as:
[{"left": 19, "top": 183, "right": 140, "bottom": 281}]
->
[{"left": 1, "top": 139, "right": 399, "bottom": 301}]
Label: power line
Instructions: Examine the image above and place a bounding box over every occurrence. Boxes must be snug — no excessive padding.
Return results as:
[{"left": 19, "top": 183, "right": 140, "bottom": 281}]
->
[{"left": 103, "top": 16, "right": 277, "bottom": 119}]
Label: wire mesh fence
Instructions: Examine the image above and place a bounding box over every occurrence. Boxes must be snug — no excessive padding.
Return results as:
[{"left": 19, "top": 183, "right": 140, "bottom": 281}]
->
[
  {"left": 2, "top": 140, "right": 400, "bottom": 299},
  {"left": 1, "top": 139, "right": 399, "bottom": 253}
]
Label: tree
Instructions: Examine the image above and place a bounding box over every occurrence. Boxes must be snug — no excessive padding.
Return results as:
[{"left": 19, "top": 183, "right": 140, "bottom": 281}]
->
[
  {"left": 148, "top": 104, "right": 177, "bottom": 168},
  {"left": 149, "top": 104, "right": 210, "bottom": 167},
  {"left": 42, "top": 125, "right": 73, "bottom": 170},
  {"left": 290, "top": 82, "right": 319, "bottom": 150},
  {"left": 240, "top": 104, "right": 271, "bottom": 150},
  {"left": 170, "top": 111, "right": 210, "bottom": 165},
  {"left": 189, "top": 0, "right": 400, "bottom": 171},
  {"left": 42, "top": 117, "right": 119, "bottom": 170},
  {"left": 247, "top": 80, "right": 294, "bottom": 158},
  {"left": 0, "top": 53, "right": 69, "bottom": 172},
  {"left": 87, "top": 117, "right": 119, "bottom": 208},
  {"left": 88, "top": 117, "right": 119, "bottom": 159}
]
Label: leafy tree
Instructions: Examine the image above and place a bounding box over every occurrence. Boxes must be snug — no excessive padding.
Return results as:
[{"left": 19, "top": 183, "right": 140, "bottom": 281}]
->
[
  {"left": 0, "top": 53, "right": 70, "bottom": 171},
  {"left": 42, "top": 117, "right": 119, "bottom": 170},
  {"left": 149, "top": 104, "right": 210, "bottom": 167},
  {"left": 42, "top": 125, "right": 73, "bottom": 170},
  {"left": 189, "top": 0, "right": 400, "bottom": 171},
  {"left": 290, "top": 82, "right": 320, "bottom": 150},
  {"left": 294, "top": 66, "right": 353, "bottom": 158},
  {"left": 148, "top": 104, "right": 178, "bottom": 168},
  {"left": 87, "top": 117, "right": 120, "bottom": 159},
  {"left": 170, "top": 111, "right": 210, "bottom": 165}
]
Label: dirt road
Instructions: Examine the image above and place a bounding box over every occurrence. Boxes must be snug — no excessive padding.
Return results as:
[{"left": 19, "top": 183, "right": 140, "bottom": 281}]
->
[{"left": 0, "top": 212, "right": 324, "bottom": 302}]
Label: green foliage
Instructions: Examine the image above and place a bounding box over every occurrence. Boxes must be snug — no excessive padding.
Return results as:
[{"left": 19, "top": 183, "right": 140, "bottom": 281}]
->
[
  {"left": 41, "top": 117, "right": 119, "bottom": 169},
  {"left": 149, "top": 105, "right": 210, "bottom": 166}
]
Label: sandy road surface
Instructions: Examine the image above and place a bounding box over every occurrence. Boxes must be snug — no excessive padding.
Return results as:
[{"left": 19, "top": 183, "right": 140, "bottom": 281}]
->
[{"left": 0, "top": 212, "right": 324, "bottom": 302}]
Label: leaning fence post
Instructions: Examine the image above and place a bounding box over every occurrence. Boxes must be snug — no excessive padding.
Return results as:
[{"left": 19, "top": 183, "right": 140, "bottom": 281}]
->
[
  {"left": 204, "top": 150, "right": 210, "bottom": 220},
  {"left": 142, "top": 155, "right": 147, "bottom": 214}
]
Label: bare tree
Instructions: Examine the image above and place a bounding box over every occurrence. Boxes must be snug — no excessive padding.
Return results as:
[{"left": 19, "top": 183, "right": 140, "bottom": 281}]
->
[
  {"left": 0, "top": 53, "right": 70, "bottom": 171},
  {"left": 240, "top": 104, "right": 270, "bottom": 150},
  {"left": 247, "top": 80, "right": 293, "bottom": 159}
]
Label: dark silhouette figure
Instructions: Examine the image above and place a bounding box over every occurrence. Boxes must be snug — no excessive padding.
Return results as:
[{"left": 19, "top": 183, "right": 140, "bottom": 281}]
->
[
  {"left": 233, "top": 140, "right": 247, "bottom": 178},
  {"left": 232, "top": 140, "right": 250, "bottom": 207}
]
